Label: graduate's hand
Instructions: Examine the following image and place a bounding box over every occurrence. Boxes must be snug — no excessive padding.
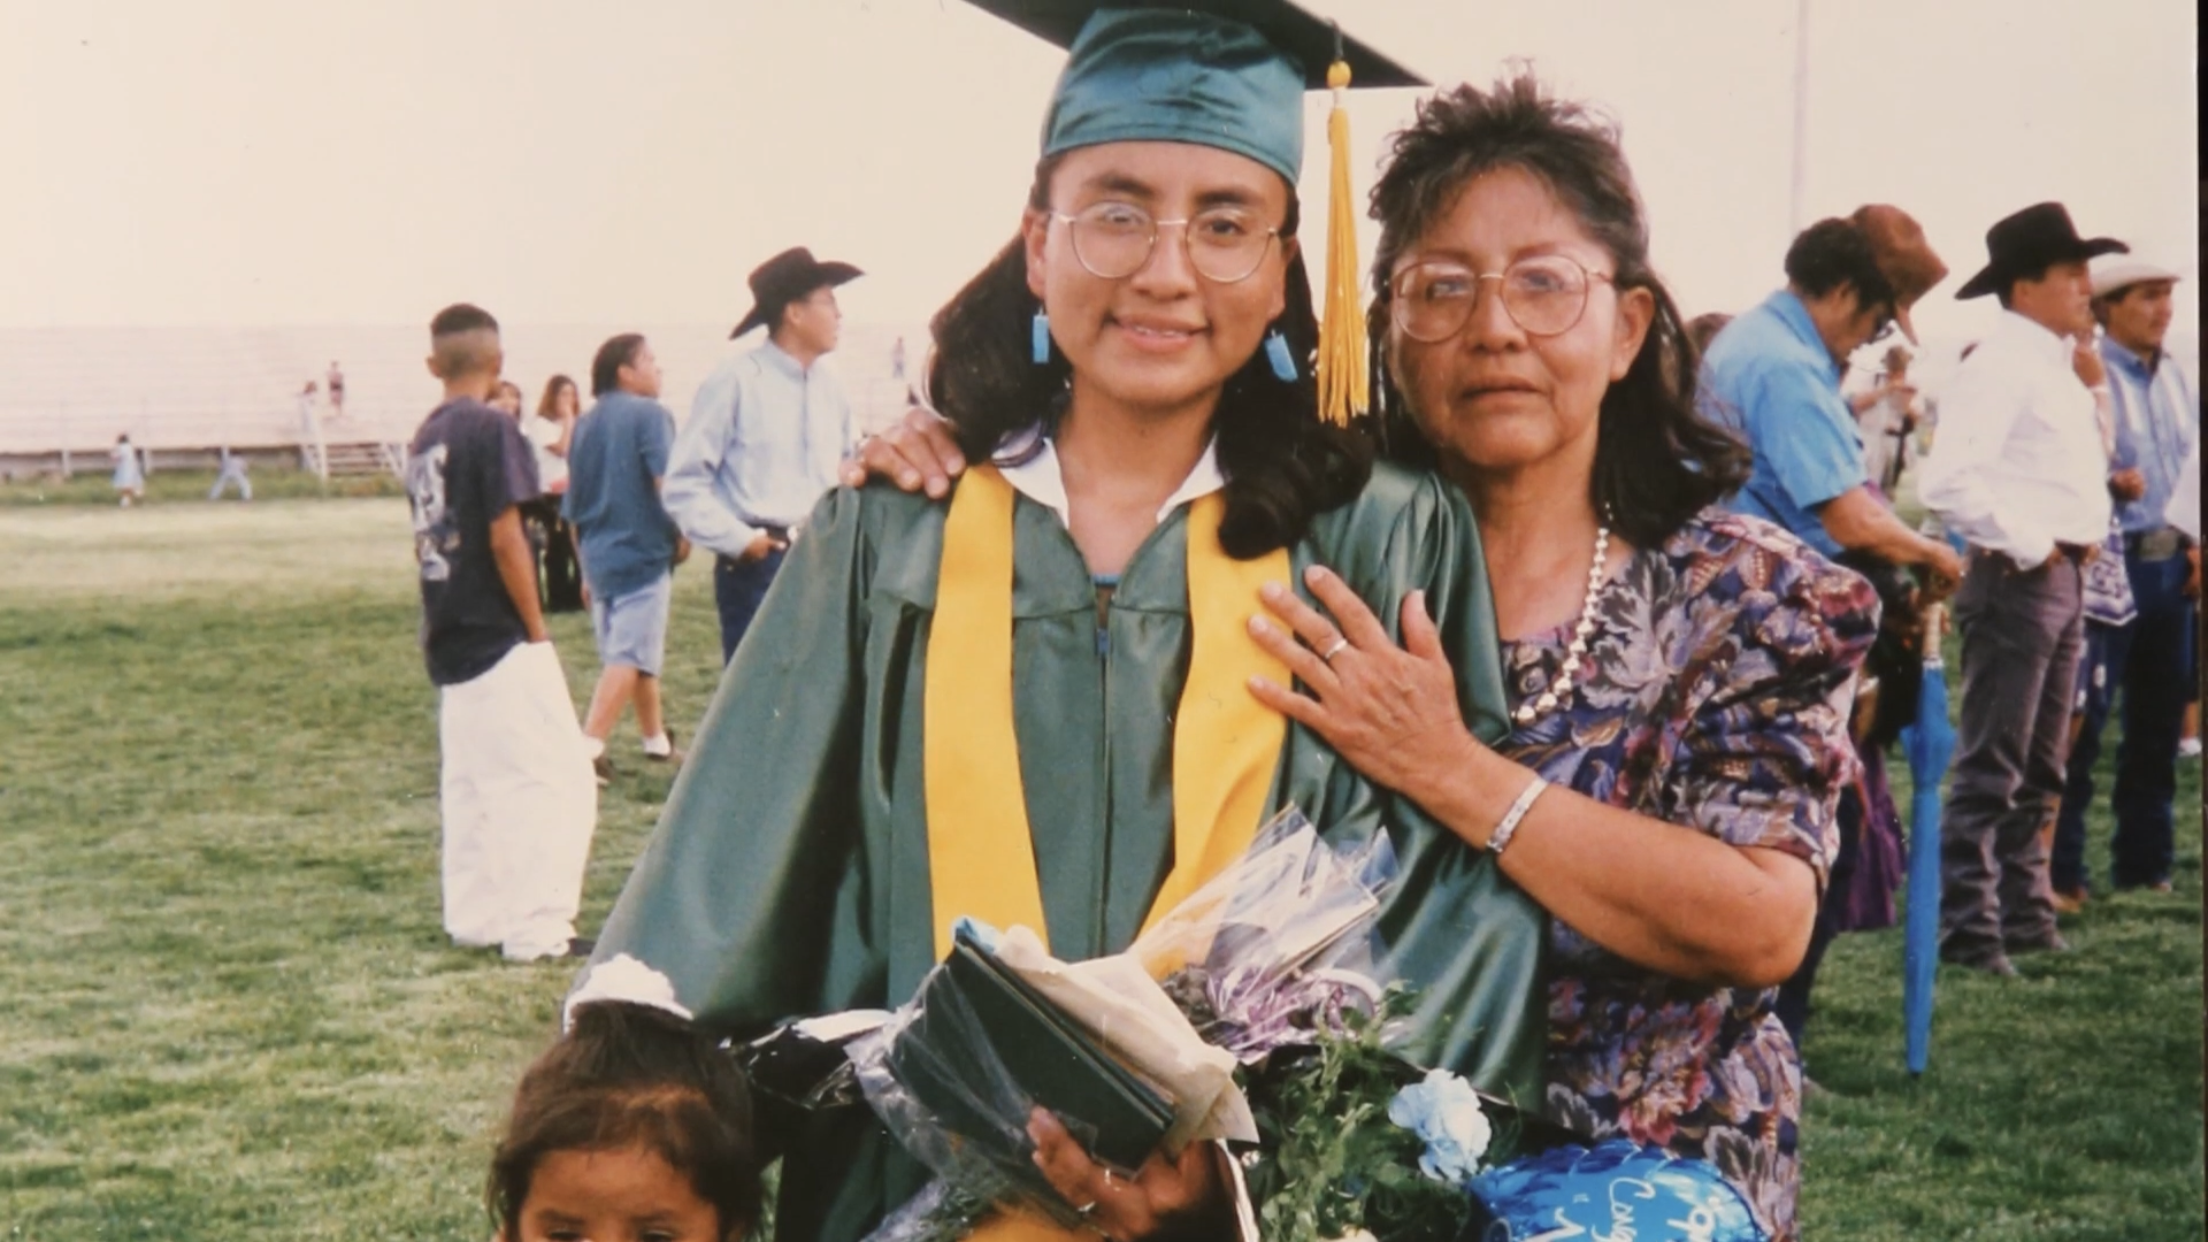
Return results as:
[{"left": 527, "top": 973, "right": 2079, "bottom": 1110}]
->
[
  {"left": 1245, "top": 566, "right": 1483, "bottom": 806},
  {"left": 840, "top": 406, "right": 966, "bottom": 498},
  {"left": 1027, "top": 1110, "right": 1226, "bottom": 1242}
]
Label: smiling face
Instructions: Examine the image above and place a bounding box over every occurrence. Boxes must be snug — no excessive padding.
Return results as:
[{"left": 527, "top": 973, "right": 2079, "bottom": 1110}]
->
[
  {"left": 1023, "top": 140, "right": 1294, "bottom": 423},
  {"left": 511, "top": 1145, "right": 726, "bottom": 1242},
  {"left": 1384, "top": 165, "right": 1652, "bottom": 485}
]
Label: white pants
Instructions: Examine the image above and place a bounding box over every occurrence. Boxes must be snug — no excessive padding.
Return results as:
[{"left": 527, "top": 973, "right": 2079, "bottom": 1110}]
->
[{"left": 439, "top": 641, "right": 598, "bottom": 960}]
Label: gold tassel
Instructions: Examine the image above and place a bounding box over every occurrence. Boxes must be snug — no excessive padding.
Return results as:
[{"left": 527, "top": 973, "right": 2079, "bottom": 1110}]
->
[{"left": 1316, "top": 57, "right": 1367, "bottom": 426}]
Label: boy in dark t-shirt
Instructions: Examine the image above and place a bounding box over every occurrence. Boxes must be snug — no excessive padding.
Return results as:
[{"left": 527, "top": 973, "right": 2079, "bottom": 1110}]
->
[{"left": 405, "top": 304, "right": 598, "bottom": 963}]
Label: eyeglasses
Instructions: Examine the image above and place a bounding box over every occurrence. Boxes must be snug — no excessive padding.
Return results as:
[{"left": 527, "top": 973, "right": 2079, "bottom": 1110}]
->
[
  {"left": 1051, "top": 201, "right": 1281, "bottom": 285},
  {"left": 1389, "top": 255, "right": 1616, "bottom": 342}
]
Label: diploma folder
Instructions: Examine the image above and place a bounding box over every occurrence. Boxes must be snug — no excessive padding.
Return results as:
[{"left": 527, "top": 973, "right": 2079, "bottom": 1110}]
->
[{"left": 889, "top": 927, "right": 1177, "bottom": 1173}]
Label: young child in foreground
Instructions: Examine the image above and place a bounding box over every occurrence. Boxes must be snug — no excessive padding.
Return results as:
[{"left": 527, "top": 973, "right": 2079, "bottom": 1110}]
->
[{"left": 490, "top": 1001, "right": 761, "bottom": 1242}]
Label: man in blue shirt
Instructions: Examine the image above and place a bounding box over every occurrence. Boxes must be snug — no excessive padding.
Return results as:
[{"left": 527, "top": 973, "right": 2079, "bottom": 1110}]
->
[
  {"left": 665, "top": 247, "right": 862, "bottom": 662},
  {"left": 1700, "top": 206, "right": 1962, "bottom": 1046},
  {"left": 2053, "top": 255, "right": 2199, "bottom": 899},
  {"left": 565, "top": 333, "right": 686, "bottom": 780},
  {"left": 1701, "top": 207, "right": 1964, "bottom": 583}
]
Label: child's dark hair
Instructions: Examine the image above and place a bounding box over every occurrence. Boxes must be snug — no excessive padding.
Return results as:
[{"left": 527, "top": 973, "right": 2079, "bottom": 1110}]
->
[
  {"left": 432, "top": 302, "right": 499, "bottom": 339},
  {"left": 431, "top": 303, "right": 502, "bottom": 378},
  {"left": 488, "top": 1002, "right": 760, "bottom": 1241}
]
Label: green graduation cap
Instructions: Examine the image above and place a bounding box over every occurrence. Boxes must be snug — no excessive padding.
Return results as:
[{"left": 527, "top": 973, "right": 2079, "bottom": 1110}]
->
[{"left": 963, "top": 0, "right": 1427, "bottom": 423}]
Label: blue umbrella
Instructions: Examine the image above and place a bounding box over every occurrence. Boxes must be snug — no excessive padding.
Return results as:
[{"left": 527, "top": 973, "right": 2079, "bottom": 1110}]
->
[{"left": 1899, "top": 604, "right": 1954, "bottom": 1075}]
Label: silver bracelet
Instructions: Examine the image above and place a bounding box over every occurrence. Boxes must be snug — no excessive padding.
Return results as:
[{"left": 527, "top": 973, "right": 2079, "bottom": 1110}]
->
[{"left": 1488, "top": 775, "right": 1549, "bottom": 855}]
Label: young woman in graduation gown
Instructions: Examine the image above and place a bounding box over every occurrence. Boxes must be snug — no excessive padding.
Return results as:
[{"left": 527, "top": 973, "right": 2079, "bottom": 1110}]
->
[{"left": 571, "top": 10, "right": 1544, "bottom": 1241}]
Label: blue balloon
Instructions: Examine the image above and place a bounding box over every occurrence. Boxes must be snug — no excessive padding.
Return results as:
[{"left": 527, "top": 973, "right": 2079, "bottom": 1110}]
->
[{"left": 1468, "top": 1139, "right": 1765, "bottom": 1241}]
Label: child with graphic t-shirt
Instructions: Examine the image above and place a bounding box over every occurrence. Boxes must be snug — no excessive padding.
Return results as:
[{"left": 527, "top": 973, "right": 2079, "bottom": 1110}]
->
[{"left": 406, "top": 303, "right": 597, "bottom": 963}]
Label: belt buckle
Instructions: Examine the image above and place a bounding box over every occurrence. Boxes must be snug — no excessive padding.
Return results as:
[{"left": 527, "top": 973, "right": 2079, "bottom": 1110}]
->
[{"left": 2135, "top": 527, "right": 2183, "bottom": 562}]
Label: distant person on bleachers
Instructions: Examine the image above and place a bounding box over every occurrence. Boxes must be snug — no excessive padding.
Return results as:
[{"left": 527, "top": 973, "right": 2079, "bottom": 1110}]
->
[
  {"left": 327, "top": 361, "right": 347, "bottom": 420},
  {"left": 208, "top": 446, "right": 252, "bottom": 501},
  {"left": 297, "top": 379, "right": 320, "bottom": 433},
  {"left": 111, "top": 433, "right": 144, "bottom": 507}
]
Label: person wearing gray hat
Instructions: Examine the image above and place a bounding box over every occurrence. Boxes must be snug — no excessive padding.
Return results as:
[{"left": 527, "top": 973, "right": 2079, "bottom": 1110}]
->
[
  {"left": 1916, "top": 202, "right": 2128, "bottom": 975},
  {"left": 664, "top": 246, "right": 865, "bottom": 662},
  {"left": 2051, "top": 253, "right": 2198, "bottom": 905}
]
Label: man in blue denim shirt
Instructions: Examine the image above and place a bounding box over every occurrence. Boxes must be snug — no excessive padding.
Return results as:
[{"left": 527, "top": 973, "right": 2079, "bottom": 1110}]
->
[
  {"left": 2053, "top": 255, "right": 2199, "bottom": 898},
  {"left": 666, "top": 247, "right": 862, "bottom": 663},
  {"left": 566, "top": 333, "right": 685, "bottom": 780}
]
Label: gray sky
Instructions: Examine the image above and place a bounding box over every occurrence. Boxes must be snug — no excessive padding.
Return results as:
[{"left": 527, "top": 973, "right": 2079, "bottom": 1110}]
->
[{"left": 0, "top": 0, "right": 2195, "bottom": 350}]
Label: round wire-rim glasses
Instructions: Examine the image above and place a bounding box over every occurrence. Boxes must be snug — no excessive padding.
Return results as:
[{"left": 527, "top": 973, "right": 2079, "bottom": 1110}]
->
[
  {"left": 1051, "top": 201, "right": 1282, "bottom": 285},
  {"left": 1390, "top": 255, "right": 1618, "bottom": 342}
]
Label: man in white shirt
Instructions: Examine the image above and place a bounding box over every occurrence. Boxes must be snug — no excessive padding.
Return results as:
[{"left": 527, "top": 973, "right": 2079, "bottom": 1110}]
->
[
  {"left": 665, "top": 247, "right": 862, "bottom": 663},
  {"left": 1918, "top": 202, "right": 2128, "bottom": 976}
]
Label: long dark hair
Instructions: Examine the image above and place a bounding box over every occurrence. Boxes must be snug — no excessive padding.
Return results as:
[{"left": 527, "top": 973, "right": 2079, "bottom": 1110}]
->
[
  {"left": 537, "top": 374, "right": 578, "bottom": 420},
  {"left": 487, "top": 1002, "right": 760, "bottom": 1241},
  {"left": 1363, "top": 75, "right": 1748, "bottom": 548},
  {"left": 925, "top": 155, "right": 1371, "bottom": 559}
]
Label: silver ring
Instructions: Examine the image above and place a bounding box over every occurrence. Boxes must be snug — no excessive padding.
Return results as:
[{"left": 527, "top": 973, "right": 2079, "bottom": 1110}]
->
[{"left": 1319, "top": 636, "right": 1350, "bottom": 663}]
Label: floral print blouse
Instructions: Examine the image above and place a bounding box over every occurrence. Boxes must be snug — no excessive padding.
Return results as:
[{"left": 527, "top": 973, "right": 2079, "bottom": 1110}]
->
[{"left": 1500, "top": 509, "right": 1878, "bottom": 1242}]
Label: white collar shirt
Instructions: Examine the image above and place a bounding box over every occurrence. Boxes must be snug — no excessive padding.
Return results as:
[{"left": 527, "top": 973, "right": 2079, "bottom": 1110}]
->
[
  {"left": 1917, "top": 310, "right": 2111, "bottom": 568},
  {"left": 992, "top": 428, "right": 1225, "bottom": 533}
]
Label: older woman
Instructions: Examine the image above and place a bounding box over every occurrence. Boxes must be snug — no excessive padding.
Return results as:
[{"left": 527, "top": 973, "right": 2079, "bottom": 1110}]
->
[
  {"left": 860, "top": 75, "right": 1876, "bottom": 1242},
  {"left": 1245, "top": 79, "right": 1875, "bottom": 1240}
]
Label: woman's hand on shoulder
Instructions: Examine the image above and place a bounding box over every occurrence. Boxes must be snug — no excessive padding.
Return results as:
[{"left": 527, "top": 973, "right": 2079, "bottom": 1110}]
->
[
  {"left": 841, "top": 406, "right": 967, "bottom": 498},
  {"left": 1245, "top": 565, "right": 1483, "bottom": 809},
  {"left": 1027, "top": 1109, "right": 1229, "bottom": 1242}
]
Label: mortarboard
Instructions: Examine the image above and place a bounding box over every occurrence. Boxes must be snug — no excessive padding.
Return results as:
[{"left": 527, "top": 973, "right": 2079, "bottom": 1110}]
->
[{"left": 963, "top": 0, "right": 1427, "bottom": 423}]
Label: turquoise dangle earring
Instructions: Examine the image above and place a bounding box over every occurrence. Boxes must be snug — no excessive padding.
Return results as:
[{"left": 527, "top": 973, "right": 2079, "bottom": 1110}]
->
[
  {"left": 1263, "top": 330, "right": 1297, "bottom": 382},
  {"left": 1032, "top": 312, "right": 1051, "bottom": 364}
]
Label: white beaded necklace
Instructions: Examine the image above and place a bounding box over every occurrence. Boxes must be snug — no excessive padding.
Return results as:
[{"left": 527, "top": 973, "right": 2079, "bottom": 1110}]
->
[{"left": 1511, "top": 525, "right": 1611, "bottom": 727}]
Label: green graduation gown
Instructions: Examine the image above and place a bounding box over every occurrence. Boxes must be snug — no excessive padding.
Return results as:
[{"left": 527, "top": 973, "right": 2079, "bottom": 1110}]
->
[{"left": 585, "top": 460, "right": 1547, "bottom": 1242}]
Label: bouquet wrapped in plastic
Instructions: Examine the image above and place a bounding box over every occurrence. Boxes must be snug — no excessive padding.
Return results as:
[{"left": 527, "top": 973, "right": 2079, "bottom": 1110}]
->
[
  {"left": 745, "top": 808, "right": 1765, "bottom": 1242},
  {"left": 844, "top": 810, "right": 1397, "bottom": 1241}
]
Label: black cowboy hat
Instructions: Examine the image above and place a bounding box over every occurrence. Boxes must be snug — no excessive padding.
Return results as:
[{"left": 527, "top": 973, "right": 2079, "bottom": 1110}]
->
[
  {"left": 1954, "top": 202, "right": 2126, "bottom": 300},
  {"left": 732, "top": 247, "right": 864, "bottom": 339}
]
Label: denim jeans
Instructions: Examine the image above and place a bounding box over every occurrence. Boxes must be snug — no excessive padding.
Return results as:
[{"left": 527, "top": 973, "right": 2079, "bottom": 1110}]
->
[
  {"left": 2052, "top": 544, "right": 2196, "bottom": 892},
  {"left": 715, "top": 546, "right": 788, "bottom": 665}
]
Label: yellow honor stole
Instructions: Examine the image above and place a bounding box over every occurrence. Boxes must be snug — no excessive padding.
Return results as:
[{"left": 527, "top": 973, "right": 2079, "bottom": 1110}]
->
[{"left": 923, "top": 464, "right": 1288, "bottom": 1242}]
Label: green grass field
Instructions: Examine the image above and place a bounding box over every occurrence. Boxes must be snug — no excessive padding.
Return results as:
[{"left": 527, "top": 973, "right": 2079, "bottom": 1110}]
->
[{"left": 2, "top": 498, "right": 2199, "bottom": 1239}]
